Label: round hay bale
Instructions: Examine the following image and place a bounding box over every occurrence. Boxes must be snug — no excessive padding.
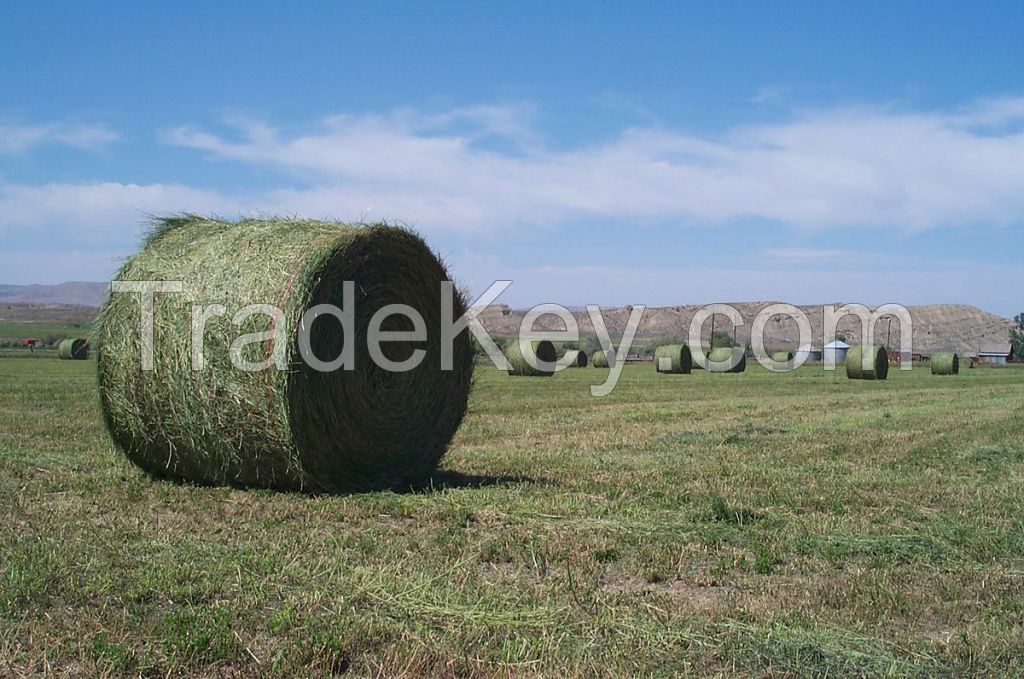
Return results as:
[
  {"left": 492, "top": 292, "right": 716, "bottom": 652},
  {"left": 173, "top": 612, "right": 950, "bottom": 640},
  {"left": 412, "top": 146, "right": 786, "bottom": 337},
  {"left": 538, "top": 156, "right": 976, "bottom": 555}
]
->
[
  {"left": 846, "top": 345, "right": 889, "bottom": 380},
  {"left": 591, "top": 350, "right": 611, "bottom": 368},
  {"left": 771, "top": 351, "right": 794, "bottom": 363},
  {"left": 931, "top": 352, "right": 959, "bottom": 375},
  {"left": 504, "top": 339, "right": 557, "bottom": 376},
  {"left": 58, "top": 337, "right": 90, "bottom": 360},
  {"left": 654, "top": 344, "right": 692, "bottom": 374},
  {"left": 707, "top": 346, "right": 746, "bottom": 373},
  {"left": 97, "top": 216, "right": 473, "bottom": 493},
  {"left": 554, "top": 343, "right": 587, "bottom": 367}
]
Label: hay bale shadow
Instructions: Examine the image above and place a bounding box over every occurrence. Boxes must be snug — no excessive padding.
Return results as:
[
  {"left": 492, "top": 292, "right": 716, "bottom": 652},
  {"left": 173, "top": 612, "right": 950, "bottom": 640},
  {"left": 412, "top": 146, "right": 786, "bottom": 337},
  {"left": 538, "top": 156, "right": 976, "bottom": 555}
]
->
[{"left": 402, "top": 470, "right": 553, "bottom": 494}]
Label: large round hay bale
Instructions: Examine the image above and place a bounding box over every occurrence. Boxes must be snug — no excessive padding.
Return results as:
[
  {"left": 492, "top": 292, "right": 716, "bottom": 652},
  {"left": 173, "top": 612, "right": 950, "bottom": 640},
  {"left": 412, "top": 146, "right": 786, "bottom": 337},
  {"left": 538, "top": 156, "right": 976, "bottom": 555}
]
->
[
  {"left": 58, "top": 338, "right": 90, "bottom": 360},
  {"left": 572, "top": 349, "right": 588, "bottom": 367},
  {"left": 97, "top": 217, "right": 473, "bottom": 493},
  {"left": 846, "top": 345, "right": 889, "bottom": 380},
  {"left": 504, "top": 339, "right": 557, "bottom": 376},
  {"left": 654, "top": 344, "right": 692, "bottom": 374},
  {"left": 592, "top": 350, "right": 611, "bottom": 368},
  {"left": 771, "top": 351, "right": 794, "bottom": 363},
  {"left": 707, "top": 346, "right": 746, "bottom": 373},
  {"left": 931, "top": 352, "right": 959, "bottom": 375}
]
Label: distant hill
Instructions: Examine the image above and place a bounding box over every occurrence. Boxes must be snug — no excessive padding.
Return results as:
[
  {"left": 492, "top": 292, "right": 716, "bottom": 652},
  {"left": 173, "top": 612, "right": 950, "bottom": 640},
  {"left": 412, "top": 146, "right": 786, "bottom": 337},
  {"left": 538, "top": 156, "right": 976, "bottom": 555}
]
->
[
  {"left": 478, "top": 302, "right": 1014, "bottom": 356},
  {"left": 0, "top": 282, "right": 108, "bottom": 307},
  {"left": 0, "top": 281, "right": 1013, "bottom": 356}
]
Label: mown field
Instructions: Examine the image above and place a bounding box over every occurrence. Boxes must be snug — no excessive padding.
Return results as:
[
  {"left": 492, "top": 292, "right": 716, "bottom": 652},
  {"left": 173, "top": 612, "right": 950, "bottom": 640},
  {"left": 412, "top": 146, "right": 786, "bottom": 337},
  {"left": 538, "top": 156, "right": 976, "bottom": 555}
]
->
[{"left": 2, "top": 358, "right": 1024, "bottom": 677}]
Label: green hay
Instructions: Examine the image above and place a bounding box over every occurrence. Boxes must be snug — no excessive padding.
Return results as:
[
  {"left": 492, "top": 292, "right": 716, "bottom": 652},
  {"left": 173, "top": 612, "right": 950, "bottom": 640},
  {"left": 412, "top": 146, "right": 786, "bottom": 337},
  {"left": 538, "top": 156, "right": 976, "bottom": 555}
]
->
[
  {"left": 57, "top": 338, "right": 90, "bottom": 360},
  {"left": 931, "top": 352, "right": 960, "bottom": 375},
  {"left": 554, "top": 343, "right": 587, "bottom": 367},
  {"left": 503, "top": 339, "right": 557, "bottom": 376},
  {"left": 846, "top": 345, "right": 889, "bottom": 380},
  {"left": 707, "top": 346, "right": 746, "bottom": 373},
  {"left": 654, "top": 344, "right": 692, "bottom": 374},
  {"left": 97, "top": 216, "right": 473, "bottom": 493},
  {"left": 591, "top": 350, "right": 610, "bottom": 368},
  {"left": 771, "top": 351, "right": 795, "bottom": 363}
]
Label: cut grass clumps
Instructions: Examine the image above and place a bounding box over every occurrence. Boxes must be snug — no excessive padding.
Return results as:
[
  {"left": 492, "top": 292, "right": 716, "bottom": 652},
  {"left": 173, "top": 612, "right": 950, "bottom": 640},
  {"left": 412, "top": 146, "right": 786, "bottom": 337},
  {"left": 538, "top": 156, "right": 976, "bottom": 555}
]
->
[
  {"left": 707, "top": 346, "right": 747, "bottom": 373},
  {"left": 846, "top": 345, "right": 889, "bottom": 380},
  {"left": 57, "top": 338, "right": 90, "bottom": 360},
  {"left": 97, "top": 216, "right": 473, "bottom": 493},
  {"left": 654, "top": 344, "right": 692, "bottom": 374},
  {"left": 931, "top": 352, "right": 959, "bottom": 375},
  {"left": 503, "top": 339, "right": 557, "bottom": 377}
]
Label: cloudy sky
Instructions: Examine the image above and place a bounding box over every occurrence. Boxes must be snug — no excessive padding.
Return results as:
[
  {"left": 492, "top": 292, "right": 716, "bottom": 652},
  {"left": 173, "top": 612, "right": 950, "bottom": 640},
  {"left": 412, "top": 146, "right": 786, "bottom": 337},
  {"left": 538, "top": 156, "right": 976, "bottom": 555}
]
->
[{"left": 1, "top": 3, "right": 1022, "bottom": 315}]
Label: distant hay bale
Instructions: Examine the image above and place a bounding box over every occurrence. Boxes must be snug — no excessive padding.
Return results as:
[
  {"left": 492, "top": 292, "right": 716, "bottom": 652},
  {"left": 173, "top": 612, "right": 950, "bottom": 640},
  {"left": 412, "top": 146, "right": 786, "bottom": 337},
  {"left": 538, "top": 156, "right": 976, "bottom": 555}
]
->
[
  {"left": 592, "top": 350, "right": 611, "bottom": 368},
  {"left": 771, "top": 351, "right": 794, "bottom": 363},
  {"left": 707, "top": 346, "right": 746, "bottom": 373},
  {"left": 654, "top": 344, "right": 692, "bottom": 374},
  {"left": 97, "top": 216, "right": 473, "bottom": 493},
  {"left": 57, "top": 338, "right": 90, "bottom": 360},
  {"left": 555, "top": 343, "right": 587, "bottom": 367},
  {"left": 931, "top": 352, "right": 959, "bottom": 375},
  {"left": 504, "top": 339, "right": 557, "bottom": 376},
  {"left": 846, "top": 345, "right": 889, "bottom": 380}
]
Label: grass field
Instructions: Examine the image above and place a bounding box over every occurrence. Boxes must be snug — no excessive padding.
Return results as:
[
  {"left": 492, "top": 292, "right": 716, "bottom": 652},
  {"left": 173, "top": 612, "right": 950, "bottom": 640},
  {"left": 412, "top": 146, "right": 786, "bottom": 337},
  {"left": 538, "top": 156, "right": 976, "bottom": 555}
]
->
[{"left": 2, "top": 358, "right": 1024, "bottom": 677}]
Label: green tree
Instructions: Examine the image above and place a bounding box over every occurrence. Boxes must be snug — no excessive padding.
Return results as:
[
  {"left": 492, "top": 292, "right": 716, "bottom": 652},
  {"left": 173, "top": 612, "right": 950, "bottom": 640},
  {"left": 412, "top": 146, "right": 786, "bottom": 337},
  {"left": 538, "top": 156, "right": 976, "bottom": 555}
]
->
[
  {"left": 1011, "top": 313, "right": 1024, "bottom": 361},
  {"left": 645, "top": 334, "right": 684, "bottom": 355},
  {"left": 710, "top": 330, "right": 735, "bottom": 348}
]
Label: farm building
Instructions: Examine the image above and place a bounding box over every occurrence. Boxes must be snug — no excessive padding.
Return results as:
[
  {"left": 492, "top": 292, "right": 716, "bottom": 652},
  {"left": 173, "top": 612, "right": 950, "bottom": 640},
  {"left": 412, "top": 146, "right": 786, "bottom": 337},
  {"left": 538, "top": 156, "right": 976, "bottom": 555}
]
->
[
  {"left": 978, "top": 343, "right": 1012, "bottom": 365},
  {"left": 823, "top": 340, "right": 850, "bottom": 364}
]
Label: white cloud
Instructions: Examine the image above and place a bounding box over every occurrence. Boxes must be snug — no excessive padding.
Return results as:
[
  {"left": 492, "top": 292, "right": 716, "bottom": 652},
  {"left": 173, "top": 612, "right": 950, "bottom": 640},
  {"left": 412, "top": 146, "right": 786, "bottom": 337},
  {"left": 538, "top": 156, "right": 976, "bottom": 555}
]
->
[
  {"left": 0, "top": 249, "right": 126, "bottom": 286},
  {"left": 0, "top": 122, "right": 119, "bottom": 153},
  {"left": 163, "top": 97, "right": 1024, "bottom": 232},
  {"left": 0, "top": 181, "right": 239, "bottom": 242}
]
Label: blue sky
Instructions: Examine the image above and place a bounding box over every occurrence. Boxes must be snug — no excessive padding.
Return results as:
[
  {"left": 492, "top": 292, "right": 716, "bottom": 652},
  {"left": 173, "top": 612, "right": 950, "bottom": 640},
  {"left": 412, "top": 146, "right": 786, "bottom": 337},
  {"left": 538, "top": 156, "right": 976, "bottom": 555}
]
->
[{"left": 1, "top": 2, "right": 1022, "bottom": 315}]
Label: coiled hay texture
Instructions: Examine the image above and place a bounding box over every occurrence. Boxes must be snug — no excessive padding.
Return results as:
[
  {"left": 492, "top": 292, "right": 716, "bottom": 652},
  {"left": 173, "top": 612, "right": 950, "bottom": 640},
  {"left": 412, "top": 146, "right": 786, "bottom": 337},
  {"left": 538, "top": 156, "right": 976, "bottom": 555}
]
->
[
  {"left": 931, "top": 352, "right": 959, "bottom": 375},
  {"left": 504, "top": 339, "right": 557, "bottom": 376},
  {"left": 846, "top": 345, "right": 889, "bottom": 380},
  {"left": 654, "top": 344, "right": 692, "bottom": 374},
  {"left": 97, "top": 216, "right": 473, "bottom": 493},
  {"left": 58, "top": 338, "right": 90, "bottom": 360},
  {"left": 707, "top": 346, "right": 747, "bottom": 373}
]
